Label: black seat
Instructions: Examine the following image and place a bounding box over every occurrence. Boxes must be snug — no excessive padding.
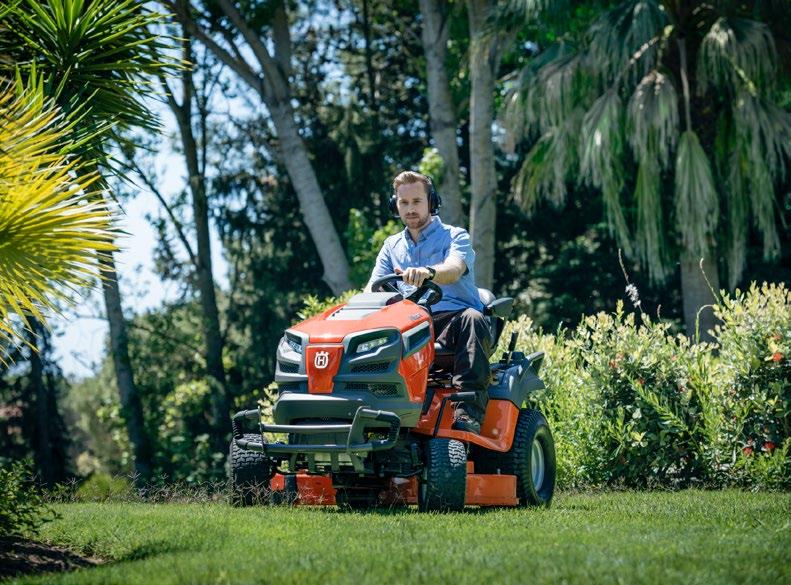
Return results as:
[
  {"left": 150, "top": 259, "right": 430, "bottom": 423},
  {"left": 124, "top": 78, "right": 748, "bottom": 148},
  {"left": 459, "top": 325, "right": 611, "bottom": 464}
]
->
[{"left": 431, "top": 288, "right": 514, "bottom": 373}]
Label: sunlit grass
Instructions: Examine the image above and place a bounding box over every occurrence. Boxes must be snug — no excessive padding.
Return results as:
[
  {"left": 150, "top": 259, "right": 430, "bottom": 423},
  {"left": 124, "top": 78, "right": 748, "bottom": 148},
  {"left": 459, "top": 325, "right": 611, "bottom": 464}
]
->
[{"left": 16, "top": 490, "right": 791, "bottom": 584}]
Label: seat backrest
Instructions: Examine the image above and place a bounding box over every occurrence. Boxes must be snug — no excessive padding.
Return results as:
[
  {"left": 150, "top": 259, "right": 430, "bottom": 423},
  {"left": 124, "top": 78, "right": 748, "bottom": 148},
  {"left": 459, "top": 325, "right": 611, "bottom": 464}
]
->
[
  {"left": 478, "top": 288, "right": 496, "bottom": 306},
  {"left": 478, "top": 288, "right": 500, "bottom": 349}
]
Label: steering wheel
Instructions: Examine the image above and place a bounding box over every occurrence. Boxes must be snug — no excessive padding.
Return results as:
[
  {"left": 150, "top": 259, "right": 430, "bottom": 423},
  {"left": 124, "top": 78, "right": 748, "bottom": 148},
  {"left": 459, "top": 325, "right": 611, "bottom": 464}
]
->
[{"left": 369, "top": 273, "right": 443, "bottom": 307}]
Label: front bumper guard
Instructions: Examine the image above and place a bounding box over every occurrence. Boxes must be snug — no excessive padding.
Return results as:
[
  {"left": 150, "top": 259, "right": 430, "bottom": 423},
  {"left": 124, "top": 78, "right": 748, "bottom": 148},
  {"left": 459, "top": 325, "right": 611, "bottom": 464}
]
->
[{"left": 232, "top": 406, "right": 401, "bottom": 472}]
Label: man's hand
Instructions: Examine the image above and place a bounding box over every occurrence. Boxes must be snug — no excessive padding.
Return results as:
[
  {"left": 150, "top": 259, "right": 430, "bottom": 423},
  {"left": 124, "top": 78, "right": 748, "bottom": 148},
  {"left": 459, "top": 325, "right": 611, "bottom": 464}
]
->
[{"left": 395, "top": 267, "right": 433, "bottom": 287}]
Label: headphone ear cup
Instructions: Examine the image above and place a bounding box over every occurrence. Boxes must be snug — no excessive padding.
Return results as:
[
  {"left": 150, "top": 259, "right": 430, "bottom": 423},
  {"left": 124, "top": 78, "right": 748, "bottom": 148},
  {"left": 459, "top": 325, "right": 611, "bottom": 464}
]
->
[
  {"left": 430, "top": 186, "right": 442, "bottom": 214},
  {"left": 388, "top": 194, "right": 398, "bottom": 217}
]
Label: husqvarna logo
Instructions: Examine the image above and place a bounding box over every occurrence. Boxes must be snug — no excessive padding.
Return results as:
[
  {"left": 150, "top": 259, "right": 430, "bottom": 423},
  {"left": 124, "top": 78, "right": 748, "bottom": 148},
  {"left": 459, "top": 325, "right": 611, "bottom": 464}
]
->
[{"left": 314, "top": 351, "right": 329, "bottom": 369}]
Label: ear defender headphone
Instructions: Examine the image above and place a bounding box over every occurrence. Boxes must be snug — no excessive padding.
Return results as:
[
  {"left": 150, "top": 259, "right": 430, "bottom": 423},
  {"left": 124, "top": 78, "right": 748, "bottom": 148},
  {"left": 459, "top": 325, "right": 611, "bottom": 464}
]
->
[{"left": 388, "top": 176, "right": 442, "bottom": 218}]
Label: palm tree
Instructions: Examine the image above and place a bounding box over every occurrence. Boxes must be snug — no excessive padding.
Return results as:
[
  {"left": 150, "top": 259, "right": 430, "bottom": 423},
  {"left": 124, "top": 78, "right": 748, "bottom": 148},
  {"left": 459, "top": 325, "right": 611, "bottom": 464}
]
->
[
  {"left": 1, "top": 0, "right": 175, "bottom": 480},
  {"left": 502, "top": 1, "right": 790, "bottom": 340},
  {"left": 0, "top": 84, "right": 115, "bottom": 357}
]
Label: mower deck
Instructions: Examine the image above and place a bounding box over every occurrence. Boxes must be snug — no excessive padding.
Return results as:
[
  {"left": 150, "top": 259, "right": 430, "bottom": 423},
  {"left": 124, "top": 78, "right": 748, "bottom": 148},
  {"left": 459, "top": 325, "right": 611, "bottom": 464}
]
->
[{"left": 269, "top": 461, "right": 519, "bottom": 508}]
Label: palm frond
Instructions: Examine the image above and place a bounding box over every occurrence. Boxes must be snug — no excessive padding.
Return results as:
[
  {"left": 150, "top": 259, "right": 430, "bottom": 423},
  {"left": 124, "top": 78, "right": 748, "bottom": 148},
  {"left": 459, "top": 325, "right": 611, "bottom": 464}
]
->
[
  {"left": 500, "top": 42, "right": 580, "bottom": 147},
  {"left": 0, "top": 0, "right": 177, "bottom": 165},
  {"left": 511, "top": 107, "right": 583, "bottom": 212},
  {"left": 674, "top": 131, "right": 718, "bottom": 258},
  {"left": 746, "top": 156, "right": 781, "bottom": 262},
  {"left": 579, "top": 89, "right": 630, "bottom": 249},
  {"left": 633, "top": 159, "right": 669, "bottom": 282},
  {"left": 587, "top": 0, "right": 667, "bottom": 84},
  {"left": 627, "top": 69, "right": 679, "bottom": 170},
  {"left": 715, "top": 113, "right": 749, "bottom": 289},
  {"left": 732, "top": 90, "right": 791, "bottom": 182},
  {"left": 698, "top": 17, "right": 777, "bottom": 96},
  {"left": 0, "top": 85, "right": 116, "bottom": 349}
]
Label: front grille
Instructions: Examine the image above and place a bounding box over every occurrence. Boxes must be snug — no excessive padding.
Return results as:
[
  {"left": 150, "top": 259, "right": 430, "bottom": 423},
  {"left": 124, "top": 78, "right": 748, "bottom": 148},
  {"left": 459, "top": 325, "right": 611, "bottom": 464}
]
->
[
  {"left": 369, "top": 384, "right": 399, "bottom": 397},
  {"left": 344, "top": 382, "right": 400, "bottom": 397},
  {"left": 278, "top": 361, "right": 299, "bottom": 373},
  {"left": 350, "top": 362, "right": 390, "bottom": 374},
  {"left": 277, "top": 382, "right": 304, "bottom": 393}
]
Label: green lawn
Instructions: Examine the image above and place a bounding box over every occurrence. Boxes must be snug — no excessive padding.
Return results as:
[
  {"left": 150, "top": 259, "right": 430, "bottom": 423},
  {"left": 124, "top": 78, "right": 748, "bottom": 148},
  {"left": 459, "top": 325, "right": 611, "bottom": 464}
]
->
[{"left": 13, "top": 491, "right": 791, "bottom": 584}]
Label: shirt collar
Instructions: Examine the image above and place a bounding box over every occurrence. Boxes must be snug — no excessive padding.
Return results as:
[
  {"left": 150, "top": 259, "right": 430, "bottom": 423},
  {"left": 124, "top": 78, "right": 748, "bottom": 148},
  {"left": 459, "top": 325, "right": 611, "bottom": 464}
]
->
[{"left": 402, "top": 215, "right": 442, "bottom": 244}]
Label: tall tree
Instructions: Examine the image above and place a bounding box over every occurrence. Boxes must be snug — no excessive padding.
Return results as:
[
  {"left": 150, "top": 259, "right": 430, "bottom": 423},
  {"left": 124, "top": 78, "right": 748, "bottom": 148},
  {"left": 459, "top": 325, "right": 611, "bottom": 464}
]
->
[
  {"left": 467, "top": 0, "right": 504, "bottom": 288},
  {"left": 169, "top": 0, "right": 354, "bottom": 295},
  {"left": 2, "top": 0, "right": 175, "bottom": 481},
  {"left": 502, "top": 0, "right": 790, "bottom": 340},
  {"left": 151, "top": 33, "right": 232, "bottom": 448},
  {"left": 419, "top": 0, "right": 464, "bottom": 227}
]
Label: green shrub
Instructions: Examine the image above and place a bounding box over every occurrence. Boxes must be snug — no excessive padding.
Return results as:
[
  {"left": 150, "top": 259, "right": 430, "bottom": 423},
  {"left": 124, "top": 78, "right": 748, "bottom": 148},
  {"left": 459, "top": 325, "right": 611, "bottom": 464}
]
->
[
  {"left": 712, "top": 282, "right": 790, "bottom": 488},
  {"left": 569, "top": 304, "right": 717, "bottom": 487},
  {"left": 74, "top": 472, "right": 134, "bottom": 502},
  {"left": 0, "top": 460, "right": 54, "bottom": 537}
]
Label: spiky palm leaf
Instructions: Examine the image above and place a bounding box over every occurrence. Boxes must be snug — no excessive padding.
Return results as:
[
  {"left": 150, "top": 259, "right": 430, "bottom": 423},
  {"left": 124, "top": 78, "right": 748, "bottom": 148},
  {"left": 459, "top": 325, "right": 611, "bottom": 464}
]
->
[
  {"left": 0, "top": 0, "right": 174, "bottom": 165},
  {"left": 0, "top": 86, "right": 115, "bottom": 351}
]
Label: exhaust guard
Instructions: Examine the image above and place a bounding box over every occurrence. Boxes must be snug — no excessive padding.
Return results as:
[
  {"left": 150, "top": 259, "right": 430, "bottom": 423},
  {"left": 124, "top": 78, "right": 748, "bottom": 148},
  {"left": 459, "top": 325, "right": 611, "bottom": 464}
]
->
[{"left": 232, "top": 406, "right": 401, "bottom": 458}]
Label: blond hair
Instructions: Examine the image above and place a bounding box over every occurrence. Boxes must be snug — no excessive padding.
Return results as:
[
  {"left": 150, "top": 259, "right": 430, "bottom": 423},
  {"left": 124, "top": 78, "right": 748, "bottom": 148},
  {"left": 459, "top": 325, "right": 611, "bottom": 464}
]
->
[{"left": 392, "top": 171, "right": 433, "bottom": 196}]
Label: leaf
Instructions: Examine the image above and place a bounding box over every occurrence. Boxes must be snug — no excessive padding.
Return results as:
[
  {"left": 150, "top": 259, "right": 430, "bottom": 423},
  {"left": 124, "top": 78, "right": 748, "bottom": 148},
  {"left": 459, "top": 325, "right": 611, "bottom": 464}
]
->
[
  {"left": 627, "top": 70, "right": 679, "bottom": 170},
  {"left": 698, "top": 17, "right": 777, "bottom": 96},
  {"left": 0, "top": 84, "right": 116, "bottom": 352},
  {"left": 579, "top": 89, "right": 631, "bottom": 250},
  {"left": 674, "top": 131, "right": 718, "bottom": 258}
]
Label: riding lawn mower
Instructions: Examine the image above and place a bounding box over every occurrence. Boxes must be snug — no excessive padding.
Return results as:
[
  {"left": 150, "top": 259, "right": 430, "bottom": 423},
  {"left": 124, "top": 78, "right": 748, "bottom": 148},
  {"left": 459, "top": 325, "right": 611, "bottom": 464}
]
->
[{"left": 230, "top": 274, "right": 556, "bottom": 511}]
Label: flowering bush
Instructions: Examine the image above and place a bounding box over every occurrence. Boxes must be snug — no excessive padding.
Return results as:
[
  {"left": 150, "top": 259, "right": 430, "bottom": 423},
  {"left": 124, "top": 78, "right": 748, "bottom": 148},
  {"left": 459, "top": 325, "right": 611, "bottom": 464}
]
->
[
  {"left": 711, "top": 283, "right": 790, "bottom": 488},
  {"left": 568, "top": 305, "right": 716, "bottom": 487}
]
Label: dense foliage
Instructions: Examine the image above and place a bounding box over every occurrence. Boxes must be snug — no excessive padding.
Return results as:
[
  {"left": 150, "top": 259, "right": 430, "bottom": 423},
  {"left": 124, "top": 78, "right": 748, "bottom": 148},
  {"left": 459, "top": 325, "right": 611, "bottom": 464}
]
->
[
  {"left": 0, "top": 460, "right": 54, "bottom": 537},
  {"left": 505, "top": 282, "right": 790, "bottom": 489}
]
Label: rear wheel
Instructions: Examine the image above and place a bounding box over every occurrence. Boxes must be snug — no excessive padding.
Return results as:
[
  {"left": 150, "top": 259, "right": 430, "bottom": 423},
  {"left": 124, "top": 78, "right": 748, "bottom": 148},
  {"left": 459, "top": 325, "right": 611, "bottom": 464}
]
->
[
  {"left": 471, "top": 408, "right": 556, "bottom": 506},
  {"left": 418, "top": 438, "right": 467, "bottom": 512},
  {"left": 229, "top": 433, "right": 273, "bottom": 506},
  {"left": 507, "top": 409, "right": 556, "bottom": 506}
]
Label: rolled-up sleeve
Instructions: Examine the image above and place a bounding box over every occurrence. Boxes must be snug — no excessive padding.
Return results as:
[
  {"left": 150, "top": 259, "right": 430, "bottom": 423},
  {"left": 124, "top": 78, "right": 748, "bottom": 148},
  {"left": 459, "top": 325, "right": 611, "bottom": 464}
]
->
[{"left": 448, "top": 228, "right": 474, "bottom": 271}]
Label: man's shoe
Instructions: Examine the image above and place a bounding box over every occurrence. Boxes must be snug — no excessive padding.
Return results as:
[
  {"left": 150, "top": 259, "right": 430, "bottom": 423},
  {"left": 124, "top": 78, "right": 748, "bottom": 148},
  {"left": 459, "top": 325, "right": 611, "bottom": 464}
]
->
[{"left": 452, "top": 412, "right": 481, "bottom": 434}]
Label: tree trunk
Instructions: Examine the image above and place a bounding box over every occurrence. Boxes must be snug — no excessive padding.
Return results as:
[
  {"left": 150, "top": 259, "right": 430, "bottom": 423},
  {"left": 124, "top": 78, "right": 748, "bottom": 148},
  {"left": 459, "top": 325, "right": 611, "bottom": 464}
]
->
[
  {"left": 99, "top": 252, "right": 152, "bottom": 482},
  {"left": 466, "top": 0, "right": 498, "bottom": 288},
  {"left": 680, "top": 252, "right": 719, "bottom": 343},
  {"left": 267, "top": 98, "right": 354, "bottom": 295},
  {"left": 167, "top": 40, "right": 232, "bottom": 451},
  {"left": 179, "top": 0, "right": 353, "bottom": 295},
  {"left": 419, "top": 0, "right": 464, "bottom": 228},
  {"left": 28, "top": 319, "right": 53, "bottom": 487}
]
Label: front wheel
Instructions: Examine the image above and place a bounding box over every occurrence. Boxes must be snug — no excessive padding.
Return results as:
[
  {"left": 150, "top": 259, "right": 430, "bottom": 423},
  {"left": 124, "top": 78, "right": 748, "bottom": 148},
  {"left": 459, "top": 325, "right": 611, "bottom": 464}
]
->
[
  {"left": 418, "top": 438, "right": 467, "bottom": 512},
  {"left": 229, "top": 433, "right": 273, "bottom": 506}
]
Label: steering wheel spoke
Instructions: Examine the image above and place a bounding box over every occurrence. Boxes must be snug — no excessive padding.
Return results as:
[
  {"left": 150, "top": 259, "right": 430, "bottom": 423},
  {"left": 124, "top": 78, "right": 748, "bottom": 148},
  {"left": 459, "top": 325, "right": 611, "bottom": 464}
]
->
[{"left": 369, "top": 274, "right": 443, "bottom": 308}]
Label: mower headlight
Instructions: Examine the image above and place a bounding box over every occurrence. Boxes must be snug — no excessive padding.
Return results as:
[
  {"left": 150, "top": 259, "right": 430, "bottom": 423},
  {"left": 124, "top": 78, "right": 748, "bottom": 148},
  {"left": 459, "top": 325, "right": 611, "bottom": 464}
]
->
[
  {"left": 284, "top": 334, "right": 303, "bottom": 354},
  {"left": 356, "top": 336, "right": 389, "bottom": 354}
]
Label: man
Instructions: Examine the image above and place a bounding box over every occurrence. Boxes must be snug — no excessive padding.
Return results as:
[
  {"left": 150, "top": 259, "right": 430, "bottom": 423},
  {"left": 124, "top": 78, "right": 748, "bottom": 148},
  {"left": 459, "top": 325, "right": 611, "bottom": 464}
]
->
[{"left": 366, "top": 171, "right": 491, "bottom": 434}]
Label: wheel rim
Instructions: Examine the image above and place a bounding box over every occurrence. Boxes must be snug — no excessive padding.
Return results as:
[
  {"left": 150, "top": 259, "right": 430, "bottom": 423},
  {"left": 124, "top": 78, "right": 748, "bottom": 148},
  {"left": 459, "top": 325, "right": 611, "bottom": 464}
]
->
[{"left": 531, "top": 438, "right": 545, "bottom": 491}]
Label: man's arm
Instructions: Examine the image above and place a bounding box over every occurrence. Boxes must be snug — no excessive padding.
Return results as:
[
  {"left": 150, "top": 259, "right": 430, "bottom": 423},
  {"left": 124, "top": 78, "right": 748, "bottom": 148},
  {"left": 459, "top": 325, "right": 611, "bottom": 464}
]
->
[
  {"left": 398, "top": 257, "right": 466, "bottom": 287},
  {"left": 400, "top": 227, "right": 473, "bottom": 287}
]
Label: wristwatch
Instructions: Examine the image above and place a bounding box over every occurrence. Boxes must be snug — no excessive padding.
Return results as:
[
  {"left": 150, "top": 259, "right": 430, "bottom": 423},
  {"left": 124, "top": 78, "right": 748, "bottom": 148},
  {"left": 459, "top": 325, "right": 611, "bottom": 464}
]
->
[{"left": 425, "top": 266, "right": 436, "bottom": 280}]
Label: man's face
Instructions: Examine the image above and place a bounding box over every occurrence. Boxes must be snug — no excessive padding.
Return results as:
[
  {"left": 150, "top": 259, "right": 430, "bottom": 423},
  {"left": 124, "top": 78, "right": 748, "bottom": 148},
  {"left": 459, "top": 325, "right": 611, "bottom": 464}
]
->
[{"left": 396, "top": 182, "right": 431, "bottom": 231}]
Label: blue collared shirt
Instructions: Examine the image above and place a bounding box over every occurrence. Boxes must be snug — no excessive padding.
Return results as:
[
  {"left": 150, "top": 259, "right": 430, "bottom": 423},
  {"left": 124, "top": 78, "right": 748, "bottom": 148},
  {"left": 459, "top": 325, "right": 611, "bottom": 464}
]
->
[{"left": 370, "top": 216, "right": 483, "bottom": 313}]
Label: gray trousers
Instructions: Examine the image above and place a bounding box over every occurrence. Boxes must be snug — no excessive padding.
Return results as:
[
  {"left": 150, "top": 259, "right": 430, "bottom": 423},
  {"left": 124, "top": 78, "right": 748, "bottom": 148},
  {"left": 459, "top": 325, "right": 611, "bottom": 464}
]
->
[{"left": 432, "top": 308, "right": 491, "bottom": 421}]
